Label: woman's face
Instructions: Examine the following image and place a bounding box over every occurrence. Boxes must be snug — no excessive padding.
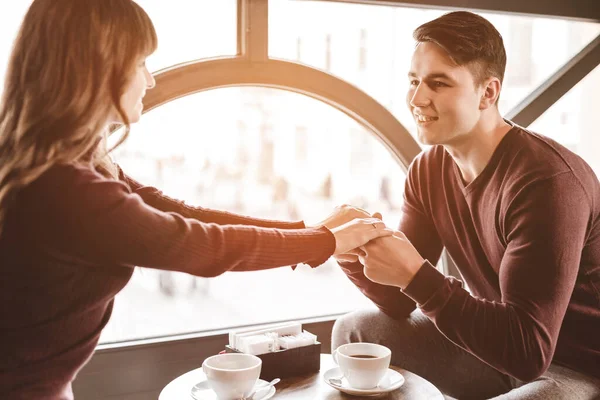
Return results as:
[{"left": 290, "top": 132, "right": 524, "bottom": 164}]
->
[{"left": 119, "top": 57, "right": 155, "bottom": 124}]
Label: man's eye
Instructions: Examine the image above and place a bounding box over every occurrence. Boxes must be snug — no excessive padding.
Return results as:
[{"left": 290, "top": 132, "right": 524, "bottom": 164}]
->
[
  {"left": 432, "top": 81, "right": 447, "bottom": 88},
  {"left": 409, "top": 80, "right": 419, "bottom": 86}
]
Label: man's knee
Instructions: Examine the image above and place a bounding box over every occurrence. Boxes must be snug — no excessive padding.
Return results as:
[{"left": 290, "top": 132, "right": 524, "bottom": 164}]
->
[
  {"left": 332, "top": 309, "right": 371, "bottom": 350},
  {"left": 331, "top": 308, "right": 407, "bottom": 351}
]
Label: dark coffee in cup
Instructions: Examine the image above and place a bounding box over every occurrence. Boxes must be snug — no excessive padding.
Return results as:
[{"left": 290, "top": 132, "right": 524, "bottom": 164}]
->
[{"left": 334, "top": 343, "right": 392, "bottom": 389}]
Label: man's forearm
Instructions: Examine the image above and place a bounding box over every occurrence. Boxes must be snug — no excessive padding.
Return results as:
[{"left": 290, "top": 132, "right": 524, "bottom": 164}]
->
[{"left": 339, "top": 260, "right": 416, "bottom": 319}]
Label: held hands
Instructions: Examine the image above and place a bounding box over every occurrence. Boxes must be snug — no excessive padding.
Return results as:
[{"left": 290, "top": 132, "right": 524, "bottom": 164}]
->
[
  {"left": 316, "top": 205, "right": 425, "bottom": 288},
  {"left": 310, "top": 205, "right": 383, "bottom": 263},
  {"left": 330, "top": 218, "right": 393, "bottom": 256},
  {"left": 359, "top": 230, "right": 425, "bottom": 289}
]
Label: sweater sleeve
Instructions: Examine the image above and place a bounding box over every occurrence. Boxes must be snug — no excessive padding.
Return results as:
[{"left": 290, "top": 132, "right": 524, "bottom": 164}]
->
[
  {"left": 403, "top": 173, "right": 589, "bottom": 382},
  {"left": 338, "top": 260, "right": 417, "bottom": 318},
  {"left": 28, "top": 165, "right": 335, "bottom": 275},
  {"left": 118, "top": 166, "right": 305, "bottom": 229}
]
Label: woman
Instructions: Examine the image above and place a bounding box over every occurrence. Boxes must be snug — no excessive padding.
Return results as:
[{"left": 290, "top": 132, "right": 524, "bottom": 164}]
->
[{"left": 0, "top": 1, "right": 390, "bottom": 398}]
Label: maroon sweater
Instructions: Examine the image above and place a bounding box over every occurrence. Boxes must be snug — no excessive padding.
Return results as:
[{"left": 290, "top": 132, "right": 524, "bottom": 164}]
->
[
  {"left": 342, "top": 125, "right": 600, "bottom": 381},
  {"left": 0, "top": 164, "right": 335, "bottom": 400}
]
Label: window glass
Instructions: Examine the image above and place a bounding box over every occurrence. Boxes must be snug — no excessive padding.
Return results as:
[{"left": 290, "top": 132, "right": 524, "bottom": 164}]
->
[
  {"left": 136, "top": 0, "right": 237, "bottom": 72},
  {"left": 0, "top": 3, "right": 31, "bottom": 91},
  {"left": 529, "top": 65, "right": 600, "bottom": 177},
  {"left": 269, "top": 0, "right": 600, "bottom": 139},
  {"left": 102, "top": 87, "right": 406, "bottom": 343},
  {"left": 0, "top": 2, "right": 237, "bottom": 83}
]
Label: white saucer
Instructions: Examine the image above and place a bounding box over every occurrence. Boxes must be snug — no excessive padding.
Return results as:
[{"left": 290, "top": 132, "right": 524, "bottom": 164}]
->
[
  {"left": 190, "top": 378, "right": 276, "bottom": 400},
  {"left": 324, "top": 367, "right": 405, "bottom": 397}
]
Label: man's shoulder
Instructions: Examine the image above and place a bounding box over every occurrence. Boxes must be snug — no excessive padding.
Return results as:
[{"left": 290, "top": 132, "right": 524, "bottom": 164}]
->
[
  {"left": 505, "top": 125, "right": 594, "bottom": 181},
  {"left": 408, "top": 145, "right": 446, "bottom": 174},
  {"left": 407, "top": 145, "right": 457, "bottom": 192},
  {"left": 500, "top": 125, "right": 599, "bottom": 204}
]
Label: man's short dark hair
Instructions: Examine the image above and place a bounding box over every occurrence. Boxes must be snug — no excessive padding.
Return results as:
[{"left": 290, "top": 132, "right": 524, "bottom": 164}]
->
[{"left": 414, "top": 11, "right": 507, "bottom": 90}]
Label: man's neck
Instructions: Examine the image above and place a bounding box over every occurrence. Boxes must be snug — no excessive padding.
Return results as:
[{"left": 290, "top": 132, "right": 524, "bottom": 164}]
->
[{"left": 445, "top": 114, "right": 512, "bottom": 185}]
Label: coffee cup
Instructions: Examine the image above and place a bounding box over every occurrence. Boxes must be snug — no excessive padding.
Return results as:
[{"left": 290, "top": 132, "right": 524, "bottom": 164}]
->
[
  {"left": 333, "top": 343, "right": 391, "bottom": 389},
  {"left": 202, "top": 353, "right": 262, "bottom": 400}
]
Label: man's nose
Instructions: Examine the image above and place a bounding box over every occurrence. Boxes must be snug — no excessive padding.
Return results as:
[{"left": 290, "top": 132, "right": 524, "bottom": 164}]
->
[{"left": 409, "top": 83, "right": 430, "bottom": 108}]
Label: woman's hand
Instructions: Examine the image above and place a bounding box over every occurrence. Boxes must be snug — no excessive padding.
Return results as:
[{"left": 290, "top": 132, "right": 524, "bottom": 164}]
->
[
  {"left": 310, "top": 205, "right": 378, "bottom": 230},
  {"left": 330, "top": 218, "right": 392, "bottom": 255},
  {"left": 309, "top": 205, "right": 385, "bottom": 263}
]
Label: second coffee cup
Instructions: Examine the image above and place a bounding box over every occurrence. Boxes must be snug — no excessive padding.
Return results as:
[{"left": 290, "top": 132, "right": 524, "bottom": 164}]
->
[{"left": 333, "top": 342, "right": 391, "bottom": 389}]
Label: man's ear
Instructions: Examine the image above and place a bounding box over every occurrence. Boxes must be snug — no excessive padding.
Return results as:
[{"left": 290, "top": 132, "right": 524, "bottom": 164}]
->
[{"left": 479, "top": 78, "right": 501, "bottom": 110}]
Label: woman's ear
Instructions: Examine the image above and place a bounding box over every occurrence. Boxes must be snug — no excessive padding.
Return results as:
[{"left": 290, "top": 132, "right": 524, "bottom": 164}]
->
[{"left": 479, "top": 78, "right": 501, "bottom": 110}]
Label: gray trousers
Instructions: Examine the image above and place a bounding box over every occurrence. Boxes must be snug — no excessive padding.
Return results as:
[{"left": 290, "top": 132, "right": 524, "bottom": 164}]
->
[{"left": 331, "top": 308, "right": 600, "bottom": 400}]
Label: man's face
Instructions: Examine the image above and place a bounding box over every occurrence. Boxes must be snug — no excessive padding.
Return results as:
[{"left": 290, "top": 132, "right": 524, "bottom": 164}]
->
[{"left": 406, "top": 42, "right": 484, "bottom": 147}]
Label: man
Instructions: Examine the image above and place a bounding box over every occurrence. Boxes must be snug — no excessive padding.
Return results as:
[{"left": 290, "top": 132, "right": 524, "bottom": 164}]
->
[{"left": 333, "top": 11, "right": 600, "bottom": 399}]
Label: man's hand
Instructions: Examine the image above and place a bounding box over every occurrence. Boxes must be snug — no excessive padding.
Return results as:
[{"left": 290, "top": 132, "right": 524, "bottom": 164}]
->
[{"left": 359, "top": 230, "right": 425, "bottom": 289}]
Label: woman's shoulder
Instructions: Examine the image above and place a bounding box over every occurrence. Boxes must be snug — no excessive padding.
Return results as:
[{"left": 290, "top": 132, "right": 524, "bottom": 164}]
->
[
  {"left": 35, "top": 163, "right": 124, "bottom": 188},
  {"left": 23, "top": 163, "right": 130, "bottom": 208}
]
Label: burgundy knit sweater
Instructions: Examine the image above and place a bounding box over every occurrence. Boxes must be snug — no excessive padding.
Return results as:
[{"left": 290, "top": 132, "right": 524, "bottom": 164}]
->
[
  {"left": 0, "top": 164, "right": 335, "bottom": 399},
  {"left": 342, "top": 125, "right": 600, "bottom": 381}
]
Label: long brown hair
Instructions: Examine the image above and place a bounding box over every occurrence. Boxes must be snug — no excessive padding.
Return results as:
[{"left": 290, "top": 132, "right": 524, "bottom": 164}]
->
[{"left": 0, "top": 0, "right": 157, "bottom": 234}]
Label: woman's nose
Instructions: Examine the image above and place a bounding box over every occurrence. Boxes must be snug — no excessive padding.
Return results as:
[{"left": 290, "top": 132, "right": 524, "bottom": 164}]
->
[{"left": 146, "top": 70, "right": 156, "bottom": 89}]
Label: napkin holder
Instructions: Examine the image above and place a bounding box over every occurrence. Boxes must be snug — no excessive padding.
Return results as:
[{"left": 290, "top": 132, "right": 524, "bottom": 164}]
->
[{"left": 224, "top": 342, "right": 321, "bottom": 380}]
